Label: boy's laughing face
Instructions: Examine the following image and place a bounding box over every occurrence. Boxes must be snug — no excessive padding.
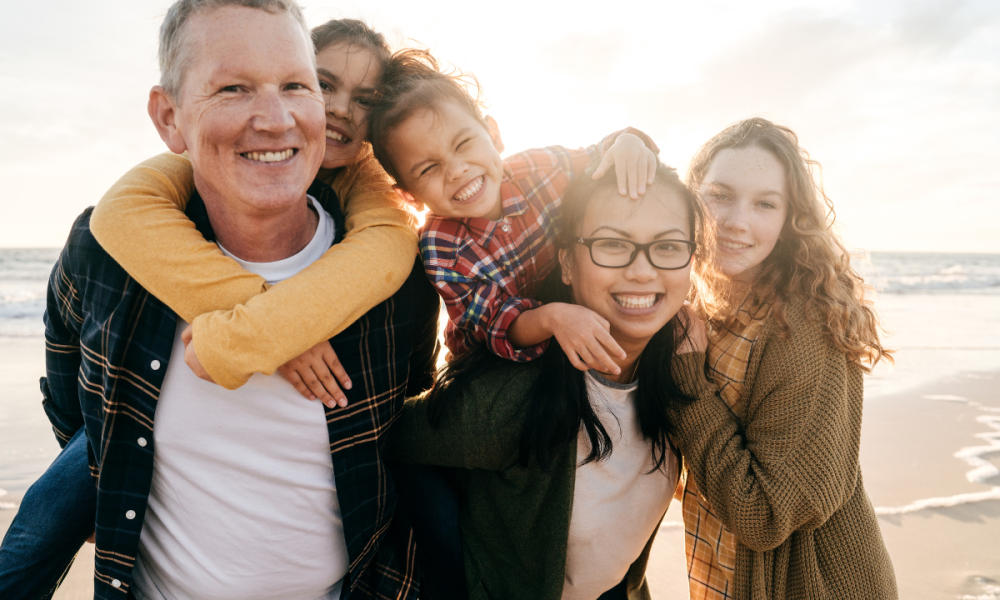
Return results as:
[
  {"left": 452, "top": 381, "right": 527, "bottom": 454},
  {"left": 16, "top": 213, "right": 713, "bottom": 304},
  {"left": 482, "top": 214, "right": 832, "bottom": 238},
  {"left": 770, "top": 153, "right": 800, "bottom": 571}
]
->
[{"left": 387, "top": 100, "right": 505, "bottom": 220}]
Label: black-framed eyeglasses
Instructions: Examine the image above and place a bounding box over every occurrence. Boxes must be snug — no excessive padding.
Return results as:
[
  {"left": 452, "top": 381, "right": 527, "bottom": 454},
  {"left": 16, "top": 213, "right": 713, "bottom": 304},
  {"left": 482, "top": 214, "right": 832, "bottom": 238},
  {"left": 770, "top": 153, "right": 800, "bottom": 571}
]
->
[{"left": 575, "top": 237, "right": 697, "bottom": 270}]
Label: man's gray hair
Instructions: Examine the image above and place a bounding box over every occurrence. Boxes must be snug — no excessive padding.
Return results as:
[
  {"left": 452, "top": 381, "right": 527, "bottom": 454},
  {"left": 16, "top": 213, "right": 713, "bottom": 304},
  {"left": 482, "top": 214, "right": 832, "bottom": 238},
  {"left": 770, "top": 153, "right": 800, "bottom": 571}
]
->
[{"left": 159, "top": 0, "right": 314, "bottom": 99}]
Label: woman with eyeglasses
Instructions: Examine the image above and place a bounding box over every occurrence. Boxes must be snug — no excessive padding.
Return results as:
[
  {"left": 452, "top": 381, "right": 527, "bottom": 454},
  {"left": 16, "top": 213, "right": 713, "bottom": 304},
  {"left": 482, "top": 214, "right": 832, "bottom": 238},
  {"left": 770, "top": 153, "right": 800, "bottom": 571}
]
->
[
  {"left": 669, "top": 118, "right": 897, "bottom": 599},
  {"left": 388, "top": 163, "right": 710, "bottom": 600}
]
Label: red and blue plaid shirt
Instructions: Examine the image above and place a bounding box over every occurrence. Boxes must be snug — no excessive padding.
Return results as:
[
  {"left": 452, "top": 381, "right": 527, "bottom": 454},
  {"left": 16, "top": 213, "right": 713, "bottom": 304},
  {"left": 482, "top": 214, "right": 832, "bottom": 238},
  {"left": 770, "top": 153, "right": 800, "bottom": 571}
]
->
[{"left": 419, "top": 129, "right": 658, "bottom": 361}]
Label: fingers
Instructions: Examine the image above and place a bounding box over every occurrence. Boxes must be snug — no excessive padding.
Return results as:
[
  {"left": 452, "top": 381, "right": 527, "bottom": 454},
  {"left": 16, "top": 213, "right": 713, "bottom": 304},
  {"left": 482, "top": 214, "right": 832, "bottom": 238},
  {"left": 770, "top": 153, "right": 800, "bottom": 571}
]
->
[
  {"left": 180, "top": 324, "right": 193, "bottom": 347},
  {"left": 279, "top": 366, "right": 316, "bottom": 401},
  {"left": 627, "top": 155, "right": 639, "bottom": 200},
  {"left": 557, "top": 327, "right": 624, "bottom": 376},
  {"left": 594, "top": 326, "right": 627, "bottom": 361},
  {"left": 322, "top": 347, "right": 352, "bottom": 393},
  {"left": 297, "top": 365, "right": 344, "bottom": 409},
  {"left": 615, "top": 155, "right": 628, "bottom": 197},
  {"left": 674, "top": 306, "right": 708, "bottom": 354},
  {"left": 315, "top": 367, "right": 348, "bottom": 408},
  {"left": 582, "top": 342, "right": 621, "bottom": 376},
  {"left": 276, "top": 342, "right": 353, "bottom": 409},
  {"left": 279, "top": 362, "right": 346, "bottom": 409},
  {"left": 566, "top": 350, "right": 590, "bottom": 372},
  {"left": 592, "top": 152, "right": 613, "bottom": 180}
]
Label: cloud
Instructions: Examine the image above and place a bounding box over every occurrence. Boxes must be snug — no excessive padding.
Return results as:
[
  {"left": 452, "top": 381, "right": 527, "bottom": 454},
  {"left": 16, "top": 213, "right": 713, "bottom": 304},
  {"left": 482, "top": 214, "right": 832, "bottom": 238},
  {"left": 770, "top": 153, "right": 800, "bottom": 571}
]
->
[
  {"left": 541, "top": 31, "right": 629, "bottom": 83},
  {"left": 894, "top": 0, "right": 992, "bottom": 54}
]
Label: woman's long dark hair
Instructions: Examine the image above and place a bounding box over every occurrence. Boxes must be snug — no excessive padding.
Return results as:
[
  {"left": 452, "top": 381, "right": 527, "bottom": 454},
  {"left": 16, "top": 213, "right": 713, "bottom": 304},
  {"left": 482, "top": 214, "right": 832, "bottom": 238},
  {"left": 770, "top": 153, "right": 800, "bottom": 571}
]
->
[{"left": 428, "top": 164, "right": 705, "bottom": 471}]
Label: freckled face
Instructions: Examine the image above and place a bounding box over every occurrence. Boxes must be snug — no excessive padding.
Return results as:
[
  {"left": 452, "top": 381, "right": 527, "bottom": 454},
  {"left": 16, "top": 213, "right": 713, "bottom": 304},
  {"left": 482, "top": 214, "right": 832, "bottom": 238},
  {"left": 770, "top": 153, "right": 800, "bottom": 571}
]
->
[
  {"left": 315, "top": 43, "right": 381, "bottom": 169},
  {"left": 560, "top": 186, "right": 693, "bottom": 352},
  {"left": 700, "top": 146, "right": 788, "bottom": 281}
]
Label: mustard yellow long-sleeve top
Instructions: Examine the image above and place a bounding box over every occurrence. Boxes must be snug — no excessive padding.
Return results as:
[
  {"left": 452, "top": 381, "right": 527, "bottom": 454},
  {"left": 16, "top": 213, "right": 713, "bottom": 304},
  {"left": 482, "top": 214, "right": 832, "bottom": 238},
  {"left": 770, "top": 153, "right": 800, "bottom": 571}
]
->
[{"left": 88, "top": 148, "right": 419, "bottom": 390}]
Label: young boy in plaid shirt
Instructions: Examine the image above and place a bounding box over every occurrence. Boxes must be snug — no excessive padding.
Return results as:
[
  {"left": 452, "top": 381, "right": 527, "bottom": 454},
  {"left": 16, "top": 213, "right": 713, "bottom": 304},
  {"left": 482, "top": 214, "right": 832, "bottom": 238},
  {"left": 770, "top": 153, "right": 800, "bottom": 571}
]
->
[{"left": 369, "top": 49, "right": 660, "bottom": 373}]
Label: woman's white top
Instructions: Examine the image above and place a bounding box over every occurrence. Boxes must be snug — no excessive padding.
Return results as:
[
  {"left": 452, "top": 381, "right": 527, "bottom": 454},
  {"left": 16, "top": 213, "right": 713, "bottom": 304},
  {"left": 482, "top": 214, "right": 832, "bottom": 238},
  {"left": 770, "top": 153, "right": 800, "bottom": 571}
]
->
[{"left": 561, "top": 371, "right": 680, "bottom": 600}]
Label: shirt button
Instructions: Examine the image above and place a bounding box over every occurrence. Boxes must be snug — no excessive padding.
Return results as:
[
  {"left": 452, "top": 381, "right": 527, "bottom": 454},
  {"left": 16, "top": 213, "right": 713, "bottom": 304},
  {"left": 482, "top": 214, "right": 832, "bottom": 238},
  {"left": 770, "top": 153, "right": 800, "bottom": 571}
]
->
[
  {"left": 137, "top": 437, "right": 147, "bottom": 447},
  {"left": 150, "top": 360, "right": 161, "bottom": 371},
  {"left": 111, "top": 579, "right": 122, "bottom": 588},
  {"left": 501, "top": 223, "right": 510, "bottom": 232},
  {"left": 126, "top": 510, "right": 136, "bottom": 520}
]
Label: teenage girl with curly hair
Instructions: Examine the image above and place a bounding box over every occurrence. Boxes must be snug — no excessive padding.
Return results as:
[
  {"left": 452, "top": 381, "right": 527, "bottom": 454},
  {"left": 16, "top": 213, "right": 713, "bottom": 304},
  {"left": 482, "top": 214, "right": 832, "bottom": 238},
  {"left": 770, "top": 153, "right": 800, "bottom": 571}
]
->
[{"left": 670, "top": 117, "right": 897, "bottom": 600}]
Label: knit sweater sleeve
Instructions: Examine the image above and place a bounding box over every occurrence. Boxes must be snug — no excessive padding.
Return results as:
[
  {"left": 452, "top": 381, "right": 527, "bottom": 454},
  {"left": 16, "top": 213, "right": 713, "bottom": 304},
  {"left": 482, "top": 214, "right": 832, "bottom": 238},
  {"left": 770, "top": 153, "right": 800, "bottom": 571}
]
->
[{"left": 668, "top": 307, "right": 862, "bottom": 552}]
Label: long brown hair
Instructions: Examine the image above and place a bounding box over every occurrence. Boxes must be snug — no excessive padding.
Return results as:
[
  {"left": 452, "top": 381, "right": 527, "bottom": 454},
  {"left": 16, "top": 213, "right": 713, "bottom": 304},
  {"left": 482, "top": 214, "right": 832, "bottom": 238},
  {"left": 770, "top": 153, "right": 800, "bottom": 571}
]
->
[
  {"left": 688, "top": 118, "right": 891, "bottom": 371},
  {"left": 311, "top": 18, "right": 390, "bottom": 69}
]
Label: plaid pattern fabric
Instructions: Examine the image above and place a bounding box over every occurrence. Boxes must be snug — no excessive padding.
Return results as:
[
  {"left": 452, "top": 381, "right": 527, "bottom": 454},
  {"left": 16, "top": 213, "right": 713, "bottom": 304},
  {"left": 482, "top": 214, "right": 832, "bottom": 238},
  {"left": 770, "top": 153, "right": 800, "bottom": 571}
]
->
[
  {"left": 682, "top": 296, "right": 770, "bottom": 600},
  {"left": 420, "top": 128, "right": 659, "bottom": 361},
  {"left": 41, "top": 180, "right": 438, "bottom": 600}
]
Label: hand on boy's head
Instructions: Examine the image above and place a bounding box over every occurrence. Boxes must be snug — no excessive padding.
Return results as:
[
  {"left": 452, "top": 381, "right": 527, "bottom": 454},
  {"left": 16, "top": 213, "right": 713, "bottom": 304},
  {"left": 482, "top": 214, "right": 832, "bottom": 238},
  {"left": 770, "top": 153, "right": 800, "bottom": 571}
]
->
[
  {"left": 181, "top": 324, "right": 215, "bottom": 383},
  {"left": 547, "top": 303, "right": 627, "bottom": 375},
  {"left": 592, "top": 133, "right": 658, "bottom": 200},
  {"left": 278, "top": 341, "right": 353, "bottom": 409}
]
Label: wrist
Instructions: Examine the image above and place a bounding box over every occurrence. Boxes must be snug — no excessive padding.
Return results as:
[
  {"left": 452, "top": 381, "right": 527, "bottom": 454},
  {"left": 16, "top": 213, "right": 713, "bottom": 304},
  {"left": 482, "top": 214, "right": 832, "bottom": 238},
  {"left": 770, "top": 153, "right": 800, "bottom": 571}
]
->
[{"left": 536, "top": 302, "right": 566, "bottom": 337}]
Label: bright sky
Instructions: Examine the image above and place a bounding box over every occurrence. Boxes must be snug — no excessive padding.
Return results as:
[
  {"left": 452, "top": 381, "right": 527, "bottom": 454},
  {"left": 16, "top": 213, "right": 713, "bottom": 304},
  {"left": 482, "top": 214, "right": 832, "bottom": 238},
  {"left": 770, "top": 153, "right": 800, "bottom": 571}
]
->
[{"left": 1, "top": 0, "right": 998, "bottom": 252}]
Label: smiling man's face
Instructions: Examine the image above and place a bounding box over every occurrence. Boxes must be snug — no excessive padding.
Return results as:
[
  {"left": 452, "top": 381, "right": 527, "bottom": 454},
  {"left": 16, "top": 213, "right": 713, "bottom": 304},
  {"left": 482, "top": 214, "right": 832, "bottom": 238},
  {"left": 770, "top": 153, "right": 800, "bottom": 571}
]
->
[{"left": 170, "top": 5, "right": 326, "bottom": 217}]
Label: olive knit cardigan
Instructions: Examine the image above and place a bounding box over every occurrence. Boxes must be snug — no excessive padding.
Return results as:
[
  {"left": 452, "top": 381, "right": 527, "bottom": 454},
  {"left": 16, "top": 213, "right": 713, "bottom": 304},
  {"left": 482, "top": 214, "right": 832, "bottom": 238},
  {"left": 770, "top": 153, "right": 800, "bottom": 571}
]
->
[{"left": 668, "top": 297, "right": 897, "bottom": 599}]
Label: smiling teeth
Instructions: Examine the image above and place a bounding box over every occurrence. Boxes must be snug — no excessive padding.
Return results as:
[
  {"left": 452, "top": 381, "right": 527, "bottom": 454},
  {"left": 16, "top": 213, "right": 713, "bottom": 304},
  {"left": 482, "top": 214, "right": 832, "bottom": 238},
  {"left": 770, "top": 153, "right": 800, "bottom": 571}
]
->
[
  {"left": 244, "top": 149, "right": 294, "bottom": 163},
  {"left": 719, "top": 240, "right": 752, "bottom": 250},
  {"left": 454, "top": 176, "right": 484, "bottom": 201},
  {"left": 613, "top": 294, "right": 657, "bottom": 309},
  {"left": 326, "top": 129, "right": 349, "bottom": 142}
]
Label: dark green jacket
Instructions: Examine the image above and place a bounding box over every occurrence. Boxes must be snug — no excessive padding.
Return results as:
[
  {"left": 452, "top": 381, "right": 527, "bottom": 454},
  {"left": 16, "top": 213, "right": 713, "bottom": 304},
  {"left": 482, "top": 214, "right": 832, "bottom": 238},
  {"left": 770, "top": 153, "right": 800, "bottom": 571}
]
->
[{"left": 387, "top": 362, "right": 658, "bottom": 600}]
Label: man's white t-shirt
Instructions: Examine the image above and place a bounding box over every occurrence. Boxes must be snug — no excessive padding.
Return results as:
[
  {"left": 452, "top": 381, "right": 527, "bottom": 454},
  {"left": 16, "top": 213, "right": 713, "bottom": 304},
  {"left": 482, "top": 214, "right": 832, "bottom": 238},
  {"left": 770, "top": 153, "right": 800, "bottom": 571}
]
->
[{"left": 133, "top": 197, "right": 347, "bottom": 600}]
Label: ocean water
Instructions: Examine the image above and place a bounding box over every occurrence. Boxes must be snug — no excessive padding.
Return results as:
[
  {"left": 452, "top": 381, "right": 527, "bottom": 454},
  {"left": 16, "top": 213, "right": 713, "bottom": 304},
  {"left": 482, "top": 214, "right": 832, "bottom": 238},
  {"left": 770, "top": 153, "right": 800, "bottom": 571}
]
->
[
  {"left": 0, "top": 248, "right": 58, "bottom": 339},
  {"left": 859, "top": 251, "right": 1000, "bottom": 296},
  {"left": 2, "top": 249, "right": 998, "bottom": 338},
  {"left": 851, "top": 252, "right": 1000, "bottom": 399}
]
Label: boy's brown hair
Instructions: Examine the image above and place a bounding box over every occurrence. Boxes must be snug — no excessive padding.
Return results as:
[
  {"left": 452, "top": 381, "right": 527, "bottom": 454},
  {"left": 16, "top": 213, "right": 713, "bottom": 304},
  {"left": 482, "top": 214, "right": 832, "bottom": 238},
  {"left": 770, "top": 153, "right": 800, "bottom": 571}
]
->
[{"left": 368, "top": 48, "right": 488, "bottom": 183}]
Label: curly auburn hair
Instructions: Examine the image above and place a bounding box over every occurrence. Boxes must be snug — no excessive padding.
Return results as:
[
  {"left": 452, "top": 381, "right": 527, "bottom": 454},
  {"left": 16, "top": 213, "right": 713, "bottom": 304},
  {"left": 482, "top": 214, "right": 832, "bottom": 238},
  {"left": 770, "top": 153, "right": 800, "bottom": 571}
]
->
[{"left": 688, "top": 117, "right": 891, "bottom": 371}]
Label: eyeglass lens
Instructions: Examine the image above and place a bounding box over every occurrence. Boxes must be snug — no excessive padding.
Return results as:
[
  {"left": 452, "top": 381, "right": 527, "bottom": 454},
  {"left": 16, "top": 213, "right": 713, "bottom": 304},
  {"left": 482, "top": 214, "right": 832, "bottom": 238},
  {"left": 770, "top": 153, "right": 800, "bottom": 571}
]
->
[{"left": 590, "top": 239, "right": 693, "bottom": 269}]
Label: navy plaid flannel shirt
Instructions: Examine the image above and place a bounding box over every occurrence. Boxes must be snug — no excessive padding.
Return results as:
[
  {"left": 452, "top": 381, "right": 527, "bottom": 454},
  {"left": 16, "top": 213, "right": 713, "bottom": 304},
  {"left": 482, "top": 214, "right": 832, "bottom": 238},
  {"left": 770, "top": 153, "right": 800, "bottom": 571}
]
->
[{"left": 41, "top": 179, "right": 439, "bottom": 599}]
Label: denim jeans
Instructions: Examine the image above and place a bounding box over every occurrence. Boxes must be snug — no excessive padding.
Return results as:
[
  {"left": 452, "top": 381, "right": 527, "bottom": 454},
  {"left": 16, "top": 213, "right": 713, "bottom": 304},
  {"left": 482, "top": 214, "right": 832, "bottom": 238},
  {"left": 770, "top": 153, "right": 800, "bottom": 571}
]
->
[{"left": 0, "top": 428, "right": 95, "bottom": 600}]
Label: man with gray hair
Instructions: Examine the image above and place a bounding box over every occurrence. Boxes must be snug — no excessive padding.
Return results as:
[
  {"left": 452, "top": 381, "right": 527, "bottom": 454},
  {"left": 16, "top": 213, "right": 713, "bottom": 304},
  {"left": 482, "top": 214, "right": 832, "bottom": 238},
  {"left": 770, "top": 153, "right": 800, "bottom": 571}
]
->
[{"left": 0, "top": 1, "right": 435, "bottom": 598}]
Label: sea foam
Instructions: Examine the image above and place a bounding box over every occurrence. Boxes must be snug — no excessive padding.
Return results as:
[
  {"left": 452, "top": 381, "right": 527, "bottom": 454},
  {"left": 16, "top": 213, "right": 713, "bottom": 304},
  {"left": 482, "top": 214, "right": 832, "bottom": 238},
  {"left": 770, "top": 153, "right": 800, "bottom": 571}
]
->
[
  {"left": 875, "top": 396, "right": 1000, "bottom": 516},
  {"left": 874, "top": 487, "right": 1000, "bottom": 516}
]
